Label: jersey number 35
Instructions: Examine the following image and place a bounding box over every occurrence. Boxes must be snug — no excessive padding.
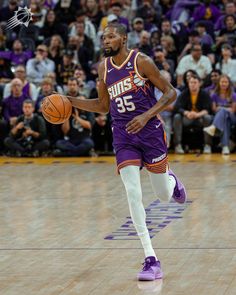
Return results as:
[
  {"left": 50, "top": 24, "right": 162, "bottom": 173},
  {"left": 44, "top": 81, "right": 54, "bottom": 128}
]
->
[{"left": 115, "top": 95, "right": 135, "bottom": 113}]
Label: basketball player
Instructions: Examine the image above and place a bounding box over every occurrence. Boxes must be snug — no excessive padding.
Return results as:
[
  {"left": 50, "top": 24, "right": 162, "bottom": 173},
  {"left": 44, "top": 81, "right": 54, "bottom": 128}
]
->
[{"left": 65, "top": 23, "right": 187, "bottom": 281}]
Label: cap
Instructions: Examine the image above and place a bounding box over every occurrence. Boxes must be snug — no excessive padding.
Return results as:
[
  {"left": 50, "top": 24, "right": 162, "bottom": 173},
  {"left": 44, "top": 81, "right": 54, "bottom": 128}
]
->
[
  {"left": 133, "top": 17, "right": 144, "bottom": 24},
  {"left": 107, "top": 14, "right": 118, "bottom": 23}
]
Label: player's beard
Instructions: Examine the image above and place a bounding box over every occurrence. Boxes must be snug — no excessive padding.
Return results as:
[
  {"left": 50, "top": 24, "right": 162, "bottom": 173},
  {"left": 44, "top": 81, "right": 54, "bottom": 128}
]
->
[{"left": 103, "top": 46, "right": 120, "bottom": 57}]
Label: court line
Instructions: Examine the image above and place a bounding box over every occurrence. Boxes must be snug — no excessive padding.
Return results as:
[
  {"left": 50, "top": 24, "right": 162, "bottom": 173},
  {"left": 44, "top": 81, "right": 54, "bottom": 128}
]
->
[{"left": 0, "top": 247, "right": 236, "bottom": 250}]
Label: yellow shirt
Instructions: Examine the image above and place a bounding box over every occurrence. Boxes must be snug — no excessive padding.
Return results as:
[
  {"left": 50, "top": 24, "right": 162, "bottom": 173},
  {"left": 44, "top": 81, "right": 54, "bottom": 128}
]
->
[{"left": 191, "top": 93, "right": 198, "bottom": 111}]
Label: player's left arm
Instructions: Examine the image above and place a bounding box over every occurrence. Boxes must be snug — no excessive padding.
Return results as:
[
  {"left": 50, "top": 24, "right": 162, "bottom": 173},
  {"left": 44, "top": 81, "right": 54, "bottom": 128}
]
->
[{"left": 126, "top": 54, "right": 177, "bottom": 134}]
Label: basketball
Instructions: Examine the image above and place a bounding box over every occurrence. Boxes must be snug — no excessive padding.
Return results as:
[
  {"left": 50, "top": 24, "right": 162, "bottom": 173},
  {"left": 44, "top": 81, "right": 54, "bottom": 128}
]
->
[{"left": 41, "top": 94, "right": 72, "bottom": 124}]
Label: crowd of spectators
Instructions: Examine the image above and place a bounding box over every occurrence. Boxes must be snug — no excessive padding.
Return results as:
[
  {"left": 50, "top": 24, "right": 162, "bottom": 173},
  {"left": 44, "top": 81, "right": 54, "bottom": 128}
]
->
[{"left": 0, "top": 0, "right": 236, "bottom": 156}]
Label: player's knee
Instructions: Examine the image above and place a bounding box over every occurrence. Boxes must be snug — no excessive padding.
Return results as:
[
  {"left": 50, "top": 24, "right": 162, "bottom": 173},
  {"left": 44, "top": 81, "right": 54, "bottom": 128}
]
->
[{"left": 126, "top": 186, "right": 142, "bottom": 203}]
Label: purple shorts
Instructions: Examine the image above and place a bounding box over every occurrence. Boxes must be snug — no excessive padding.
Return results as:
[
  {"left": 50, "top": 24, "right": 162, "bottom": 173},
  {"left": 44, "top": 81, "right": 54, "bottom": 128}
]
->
[{"left": 112, "top": 120, "right": 168, "bottom": 174}]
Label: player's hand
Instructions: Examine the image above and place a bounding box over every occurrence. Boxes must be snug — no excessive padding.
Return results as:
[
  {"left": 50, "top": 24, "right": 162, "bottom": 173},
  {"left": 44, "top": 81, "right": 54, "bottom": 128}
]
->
[{"left": 126, "top": 114, "right": 149, "bottom": 134}]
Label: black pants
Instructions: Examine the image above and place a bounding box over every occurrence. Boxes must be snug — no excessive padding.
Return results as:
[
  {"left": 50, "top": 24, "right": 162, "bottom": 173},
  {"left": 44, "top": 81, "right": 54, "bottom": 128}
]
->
[{"left": 4, "top": 137, "right": 50, "bottom": 153}]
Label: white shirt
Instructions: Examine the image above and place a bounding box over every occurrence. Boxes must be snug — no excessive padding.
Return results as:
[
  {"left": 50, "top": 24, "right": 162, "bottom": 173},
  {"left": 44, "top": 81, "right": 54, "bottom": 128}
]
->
[
  {"left": 216, "top": 58, "right": 236, "bottom": 83},
  {"left": 176, "top": 54, "right": 212, "bottom": 79}
]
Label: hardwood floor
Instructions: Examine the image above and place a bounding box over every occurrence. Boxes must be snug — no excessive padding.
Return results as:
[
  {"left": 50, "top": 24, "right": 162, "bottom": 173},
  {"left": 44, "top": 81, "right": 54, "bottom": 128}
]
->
[{"left": 0, "top": 154, "right": 236, "bottom": 295}]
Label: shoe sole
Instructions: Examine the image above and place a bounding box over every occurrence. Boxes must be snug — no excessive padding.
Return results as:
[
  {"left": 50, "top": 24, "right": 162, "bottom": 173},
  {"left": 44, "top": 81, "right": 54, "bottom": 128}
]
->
[{"left": 137, "top": 271, "right": 163, "bottom": 281}]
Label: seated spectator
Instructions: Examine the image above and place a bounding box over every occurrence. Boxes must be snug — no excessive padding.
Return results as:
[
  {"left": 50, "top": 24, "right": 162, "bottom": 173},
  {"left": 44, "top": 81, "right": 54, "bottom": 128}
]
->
[
  {"left": 0, "top": 95, "right": 8, "bottom": 153},
  {"left": 153, "top": 46, "right": 175, "bottom": 77},
  {"left": 92, "top": 113, "right": 113, "bottom": 154},
  {"left": 35, "top": 78, "right": 54, "bottom": 112},
  {"left": 57, "top": 52, "right": 78, "bottom": 90},
  {"left": 73, "top": 68, "right": 94, "bottom": 97},
  {"left": 3, "top": 65, "right": 38, "bottom": 101},
  {"left": 127, "top": 17, "right": 144, "bottom": 49},
  {"left": 204, "top": 69, "right": 221, "bottom": 95},
  {"left": 69, "top": 10, "right": 97, "bottom": 48},
  {"left": 66, "top": 77, "right": 80, "bottom": 98},
  {"left": 173, "top": 75, "right": 213, "bottom": 154},
  {"left": 2, "top": 78, "right": 30, "bottom": 127},
  {"left": 26, "top": 45, "right": 55, "bottom": 86},
  {"left": 204, "top": 75, "right": 236, "bottom": 155},
  {"left": 160, "top": 35, "right": 177, "bottom": 66},
  {"left": 0, "top": 39, "right": 33, "bottom": 67},
  {"left": 40, "top": 9, "right": 68, "bottom": 43},
  {"left": 176, "top": 44, "right": 212, "bottom": 87},
  {"left": 216, "top": 14, "right": 236, "bottom": 48},
  {"left": 216, "top": 44, "right": 236, "bottom": 84},
  {"left": 0, "top": 58, "right": 14, "bottom": 84},
  {"left": 138, "top": 31, "right": 153, "bottom": 57},
  {"left": 4, "top": 99, "right": 50, "bottom": 157},
  {"left": 85, "top": 0, "right": 104, "bottom": 30},
  {"left": 178, "top": 69, "right": 198, "bottom": 91},
  {"left": 53, "top": 104, "right": 95, "bottom": 157},
  {"left": 47, "top": 35, "right": 64, "bottom": 66},
  {"left": 45, "top": 72, "right": 64, "bottom": 94},
  {"left": 195, "top": 21, "right": 214, "bottom": 48},
  {"left": 54, "top": 0, "right": 77, "bottom": 25},
  {"left": 215, "top": 1, "right": 236, "bottom": 31}
]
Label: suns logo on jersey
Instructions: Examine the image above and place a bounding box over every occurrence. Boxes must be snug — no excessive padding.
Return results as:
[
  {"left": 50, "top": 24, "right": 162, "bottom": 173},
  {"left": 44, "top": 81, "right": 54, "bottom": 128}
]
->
[{"left": 108, "top": 77, "right": 132, "bottom": 99}]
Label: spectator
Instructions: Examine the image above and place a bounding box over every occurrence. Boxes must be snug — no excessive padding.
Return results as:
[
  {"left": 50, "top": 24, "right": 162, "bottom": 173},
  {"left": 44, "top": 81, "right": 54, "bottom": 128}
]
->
[
  {"left": 45, "top": 72, "right": 64, "bottom": 94},
  {"left": 53, "top": 104, "right": 95, "bottom": 157},
  {"left": 204, "top": 75, "right": 236, "bottom": 155},
  {"left": 69, "top": 10, "right": 97, "bottom": 47},
  {"left": 216, "top": 44, "right": 236, "bottom": 84},
  {"left": 173, "top": 75, "right": 213, "bottom": 154},
  {"left": 2, "top": 78, "right": 30, "bottom": 127},
  {"left": 138, "top": 30, "right": 153, "bottom": 57},
  {"left": 176, "top": 44, "right": 212, "bottom": 86},
  {"left": 216, "top": 14, "right": 236, "bottom": 47},
  {"left": 40, "top": 9, "right": 68, "bottom": 43},
  {"left": 204, "top": 69, "right": 221, "bottom": 96},
  {"left": 0, "top": 58, "right": 14, "bottom": 84},
  {"left": 66, "top": 77, "right": 80, "bottom": 97},
  {"left": 178, "top": 69, "right": 198, "bottom": 91},
  {"left": 160, "top": 35, "right": 177, "bottom": 65},
  {"left": 153, "top": 47, "right": 175, "bottom": 77},
  {"left": 85, "top": 0, "right": 104, "bottom": 30},
  {"left": 195, "top": 21, "right": 214, "bottom": 48},
  {"left": 26, "top": 45, "right": 55, "bottom": 86},
  {"left": 54, "top": 0, "right": 77, "bottom": 25},
  {"left": 127, "top": 17, "right": 144, "bottom": 49},
  {"left": 73, "top": 68, "right": 93, "bottom": 98},
  {"left": 4, "top": 99, "right": 50, "bottom": 157},
  {"left": 0, "top": 39, "right": 33, "bottom": 67},
  {"left": 92, "top": 113, "right": 113, "bottom": 154},
  {"left": 110, "top": 2, "right": 130, "bottom": 31},
  {"left": 47, "top": 35, "right": 64, "bottom": 66},
  {"left": 35, "top": 78, "right": 54, "bottom": 112},
  {"left": 215, "top": 1, "right": 236, "bottom": 31},
  {"left": 3, "top": 65, "right": 38, "bottom": 101},
  {"left": 57, "top": 49, "right": 78, "bottom": 89},
  {"left": 0, "top": 0, "right": 18, "bottom": 22}
]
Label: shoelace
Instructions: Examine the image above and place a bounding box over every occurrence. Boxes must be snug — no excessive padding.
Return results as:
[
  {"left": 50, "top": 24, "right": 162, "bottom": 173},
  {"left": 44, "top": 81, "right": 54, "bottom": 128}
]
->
[{"left": 142, "top": 261, "right": 152, "bottom": 271}]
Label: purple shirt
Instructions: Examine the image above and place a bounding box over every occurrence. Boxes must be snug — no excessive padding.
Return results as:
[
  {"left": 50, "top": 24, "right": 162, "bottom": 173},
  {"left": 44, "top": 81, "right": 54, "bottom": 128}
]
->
[
  {"left": 0, "top": 51, "right": 33, "bottom": 66},
  {"left": 2, "top": 94, "right": 30, "bottom": 122},
  {"left": 193, "top": 4, "right": 221, "bottom": 23},
  {"left": 211, "top": 92, "right": 236, "bottom": 108}
]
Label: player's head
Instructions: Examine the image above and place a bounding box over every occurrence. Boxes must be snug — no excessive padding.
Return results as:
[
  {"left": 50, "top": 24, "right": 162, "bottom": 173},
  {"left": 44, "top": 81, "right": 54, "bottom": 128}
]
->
[{"left": 102, "top": 23, "right": 127, "bottom": 57}]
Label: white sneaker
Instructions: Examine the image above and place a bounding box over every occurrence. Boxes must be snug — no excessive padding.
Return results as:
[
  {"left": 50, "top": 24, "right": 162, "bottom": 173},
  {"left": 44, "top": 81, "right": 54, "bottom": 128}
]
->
[
  {"left": 222, "top": 146, "right": 230, "bottom": 155},
  {"left": 203, "top": 125, "right": 216, "bottom": 137},
  {"left": 175, "top": 144, "right": 184, "bottom": 154},
  {"left": 203, "top": 144, "right": 212, "bottom": 154}
]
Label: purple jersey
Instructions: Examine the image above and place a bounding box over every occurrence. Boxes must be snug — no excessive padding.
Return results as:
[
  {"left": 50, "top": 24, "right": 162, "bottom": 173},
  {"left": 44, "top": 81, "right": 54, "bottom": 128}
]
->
[{"left": 104, "top": 50, "right": 160, "bottom": 127}]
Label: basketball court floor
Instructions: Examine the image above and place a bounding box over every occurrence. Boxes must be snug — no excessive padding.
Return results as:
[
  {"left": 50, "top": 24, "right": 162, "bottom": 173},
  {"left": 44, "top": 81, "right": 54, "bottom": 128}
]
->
[{"left": 0, "top": 154, "right": 236, "bottom": 295}]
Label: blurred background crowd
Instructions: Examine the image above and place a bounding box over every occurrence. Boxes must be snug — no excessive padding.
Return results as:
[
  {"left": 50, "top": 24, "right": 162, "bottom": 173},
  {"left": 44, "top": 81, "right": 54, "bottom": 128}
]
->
[{"left": 0, "top": 0, "right": 236, "bottom": 157}]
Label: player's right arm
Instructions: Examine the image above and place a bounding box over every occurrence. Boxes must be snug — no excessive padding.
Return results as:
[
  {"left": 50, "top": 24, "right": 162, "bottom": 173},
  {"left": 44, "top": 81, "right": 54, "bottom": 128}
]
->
[{"left": 67, "top": 61, "right": 110, "bottom": 114}]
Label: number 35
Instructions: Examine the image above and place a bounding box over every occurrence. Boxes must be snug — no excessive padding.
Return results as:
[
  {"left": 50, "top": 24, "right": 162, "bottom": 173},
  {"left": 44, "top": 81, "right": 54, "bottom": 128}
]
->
[{"left": 115, "top": 95, "right": 135, "bottom": 113}]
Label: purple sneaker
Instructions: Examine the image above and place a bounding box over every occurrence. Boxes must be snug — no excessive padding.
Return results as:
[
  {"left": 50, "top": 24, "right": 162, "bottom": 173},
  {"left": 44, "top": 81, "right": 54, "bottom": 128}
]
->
[
  {"left": 169, "top": 169, "right": 187, "bottom": 204},
  {"left": 137, "top": 256, "right": 163, "bottom": 281}
]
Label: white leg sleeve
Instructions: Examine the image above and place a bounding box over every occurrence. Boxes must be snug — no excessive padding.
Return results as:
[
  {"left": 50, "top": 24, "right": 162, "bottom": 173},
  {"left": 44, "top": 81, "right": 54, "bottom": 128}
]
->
[
  {"left": 148, "top": 170, "right": 176, "bottom": 203},
  {"left": 120, "top": 165, "right": 156, "bottom": 258}
]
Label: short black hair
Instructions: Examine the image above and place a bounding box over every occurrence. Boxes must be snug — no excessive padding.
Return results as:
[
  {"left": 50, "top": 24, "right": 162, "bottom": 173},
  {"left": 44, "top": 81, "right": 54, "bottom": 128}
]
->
[
  {"left": 23, "top": 99, "right": 35, "bottom": 107},
  {"left": 110, "top": 2, "right": 122, "bottom": 9},
  {"left": 105, "top": 23, "right": 127, "bottom": 36}
]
